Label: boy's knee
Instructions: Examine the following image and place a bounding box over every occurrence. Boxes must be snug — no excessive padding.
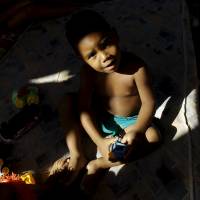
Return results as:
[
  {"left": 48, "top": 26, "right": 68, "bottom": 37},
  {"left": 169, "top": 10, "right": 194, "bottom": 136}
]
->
[
  {"left": 145, "top": 127, "right": 161, "bottom": 143},
  {"left": 86, "top": 160, "right": 99, "bottom": 174}
]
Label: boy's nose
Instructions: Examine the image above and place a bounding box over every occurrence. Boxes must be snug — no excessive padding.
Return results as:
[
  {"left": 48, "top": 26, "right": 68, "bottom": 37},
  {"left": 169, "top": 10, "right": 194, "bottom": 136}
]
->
[{"left": 100, "top": 51, "right": 110, "bottom": 63}]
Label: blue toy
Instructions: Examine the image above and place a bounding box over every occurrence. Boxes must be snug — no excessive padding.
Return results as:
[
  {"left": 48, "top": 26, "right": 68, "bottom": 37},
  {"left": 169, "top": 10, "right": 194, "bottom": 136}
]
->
[{"left": 109, "top": 140, "right": 128, "bottom": 161}]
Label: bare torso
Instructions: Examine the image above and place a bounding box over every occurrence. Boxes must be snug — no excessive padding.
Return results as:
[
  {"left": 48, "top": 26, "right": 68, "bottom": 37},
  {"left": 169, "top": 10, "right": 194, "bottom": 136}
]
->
[{"left": 92, "top": 52, "right": 144, "bottom": 117}]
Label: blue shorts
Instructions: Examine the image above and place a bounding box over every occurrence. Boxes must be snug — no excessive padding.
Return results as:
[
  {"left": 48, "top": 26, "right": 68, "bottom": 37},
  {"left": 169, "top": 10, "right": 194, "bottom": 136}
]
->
[{"left": 99, "top": 113, "right": 138, "bottom": 137}]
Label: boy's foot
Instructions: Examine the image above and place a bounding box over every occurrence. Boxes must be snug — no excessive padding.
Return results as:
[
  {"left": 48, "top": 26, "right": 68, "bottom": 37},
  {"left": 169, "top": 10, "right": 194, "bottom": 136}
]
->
[
  {"left": 48, "top": 154, "right": 69, "bottom": 176},
  {"left": 48, "top": 154, "right": 87, "bottom": 185}
]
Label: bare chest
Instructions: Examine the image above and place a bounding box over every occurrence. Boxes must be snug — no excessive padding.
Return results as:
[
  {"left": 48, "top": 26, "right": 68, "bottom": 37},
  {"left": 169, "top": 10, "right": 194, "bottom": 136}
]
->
[{"left": 95, "top": 73, "right": 137, "bottom": 97}]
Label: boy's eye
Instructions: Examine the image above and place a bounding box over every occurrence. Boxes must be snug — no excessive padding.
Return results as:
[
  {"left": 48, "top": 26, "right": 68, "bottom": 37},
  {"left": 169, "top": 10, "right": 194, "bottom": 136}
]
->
[
  {"left": 88, "top": 51, "right": 96, "bottom": 59},
  {"left": 100, "top": 37, "right": 112, "bottom": 49}
]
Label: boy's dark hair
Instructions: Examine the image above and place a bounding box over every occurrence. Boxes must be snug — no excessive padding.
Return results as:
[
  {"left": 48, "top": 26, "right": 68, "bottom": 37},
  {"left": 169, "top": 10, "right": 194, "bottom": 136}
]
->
[{"left": 65, "top": 9, "right": 112, "bottom": 52}]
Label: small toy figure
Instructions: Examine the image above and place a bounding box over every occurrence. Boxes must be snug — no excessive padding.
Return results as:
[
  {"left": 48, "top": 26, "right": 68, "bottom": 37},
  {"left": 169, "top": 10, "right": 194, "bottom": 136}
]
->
[{"left": 12, "top": 85, "right": 39, "bottom": 109}]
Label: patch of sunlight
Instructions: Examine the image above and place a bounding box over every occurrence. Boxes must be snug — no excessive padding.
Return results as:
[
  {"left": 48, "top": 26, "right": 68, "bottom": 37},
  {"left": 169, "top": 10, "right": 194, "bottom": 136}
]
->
[
  {"left": 155, "top": 89, "right": 199, "bottom": 141},
  {"left": 29, "top": 70, "right": 75, "bottom": 84},
  {"left": 155, "top": 96, "right": 171, "bottom": 119}
]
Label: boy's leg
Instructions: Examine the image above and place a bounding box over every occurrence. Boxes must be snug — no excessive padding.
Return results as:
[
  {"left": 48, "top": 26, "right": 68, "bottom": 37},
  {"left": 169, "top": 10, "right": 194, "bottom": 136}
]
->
[
  {"left": 125, "top": 125, "right": 162, "bottom": 161},
  {"left": 143, "top": 126, "right": 162, "bottom": 153},
  {"left": 145, "top": 126, "right": 161, "bottom": 143},
  {"left": 56, "top": 93, "right": 87, "bottom": 174},
  {"left": 87, "top": 157, "right": 122, "bottom": 174}
]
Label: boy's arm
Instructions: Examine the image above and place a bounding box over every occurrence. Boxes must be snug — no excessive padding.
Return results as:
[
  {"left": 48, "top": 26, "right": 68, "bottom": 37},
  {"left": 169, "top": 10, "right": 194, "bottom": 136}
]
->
[
  {"left": 79, "top": 68, "right": 102, "bottom": 144},
  {"left": 79, "top": 68, "right": 115, "bottom": 157},
  {"left": 133, "top": 65, "right": 155, "bottom": 132},
  {"left": 122, "top": 65, "right": 155, "bottom": 144}
]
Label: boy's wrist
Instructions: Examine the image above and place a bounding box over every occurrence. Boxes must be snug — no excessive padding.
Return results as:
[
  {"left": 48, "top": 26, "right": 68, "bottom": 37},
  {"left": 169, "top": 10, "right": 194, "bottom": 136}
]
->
[
  {"left": 95, "top": 136, "right": 104, "bottom": 146},
  {"left": 70, "top": 151, "right": 81, "bottom": 158}
]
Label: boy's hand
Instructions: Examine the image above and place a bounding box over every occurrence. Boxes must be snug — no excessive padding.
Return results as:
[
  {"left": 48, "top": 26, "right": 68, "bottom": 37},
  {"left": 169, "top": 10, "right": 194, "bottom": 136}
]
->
[
  {"left": 121, "top": 129, "right": 143, "bottom": 161},
  {"left": 121, "top": 129, "right": 141, "bottom": 145},
  {"left": 97, "top": 137, "right": 116, "bottom": 160}
]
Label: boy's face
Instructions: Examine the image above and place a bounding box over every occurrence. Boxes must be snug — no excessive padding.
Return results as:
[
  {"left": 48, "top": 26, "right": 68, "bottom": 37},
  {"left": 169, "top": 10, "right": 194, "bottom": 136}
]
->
[{"left": 77, "top": 32, "right": 121, "bottom": 73}]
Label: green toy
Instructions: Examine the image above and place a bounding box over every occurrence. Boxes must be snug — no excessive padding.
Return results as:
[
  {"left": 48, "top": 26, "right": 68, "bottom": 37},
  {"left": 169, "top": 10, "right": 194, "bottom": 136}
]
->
[{"left": 12, "top": 85, "right": 39, "bottom": 109}]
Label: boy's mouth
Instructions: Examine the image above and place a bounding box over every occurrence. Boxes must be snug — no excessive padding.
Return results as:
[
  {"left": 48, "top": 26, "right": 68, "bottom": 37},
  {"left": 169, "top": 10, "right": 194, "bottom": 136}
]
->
[
  {"left": 104, "top": 59, "right": 116, "bottom": 68},
  {"left": 103, "top": 59, "right": 118, "bottom": 72}
]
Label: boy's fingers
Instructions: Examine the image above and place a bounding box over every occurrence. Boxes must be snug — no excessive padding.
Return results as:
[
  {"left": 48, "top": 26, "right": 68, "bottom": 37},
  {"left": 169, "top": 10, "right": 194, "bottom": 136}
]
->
[
  {"left": 121, "top": 137, "right": 126, "bottom": 144},
  {"left": 108, "top": 137, "right": 116, "bottom": 143}
]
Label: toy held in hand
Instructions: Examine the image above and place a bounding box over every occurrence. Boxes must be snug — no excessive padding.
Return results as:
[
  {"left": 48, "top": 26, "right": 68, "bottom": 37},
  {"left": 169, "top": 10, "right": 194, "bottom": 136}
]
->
[
  {"left": 109, "top": 139, "right": 128, "bottom": 161},
  {"left": 12, "top": 85, "right": 39, "bottom": 109}
]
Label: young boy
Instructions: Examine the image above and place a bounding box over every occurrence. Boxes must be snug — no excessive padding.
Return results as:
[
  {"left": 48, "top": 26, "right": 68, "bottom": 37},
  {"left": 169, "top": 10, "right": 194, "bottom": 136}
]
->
[{"left": 65, "top": 9, "right": 161, "bottom": 188}]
